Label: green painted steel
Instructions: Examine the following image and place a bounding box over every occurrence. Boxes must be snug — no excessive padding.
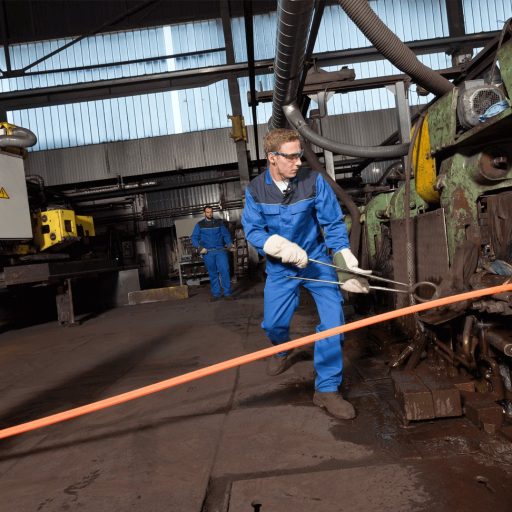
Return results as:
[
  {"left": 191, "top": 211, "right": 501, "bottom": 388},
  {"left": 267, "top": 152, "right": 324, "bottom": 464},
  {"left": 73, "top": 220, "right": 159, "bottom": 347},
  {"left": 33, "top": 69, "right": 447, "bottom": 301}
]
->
[
  {"left": 427, "top": 89, "right": 458, "bottom": 151},
  {"left": 498, "top": 40, "right": 512, "bottom": 98},
  {"left": 439, "top": 153, "right": 512, "bottom": 263},
  {"left": 388, "top": 180, "right": 429, "bottom": 221},
  {"left": 362, "top": 192, "right": 393, "bottom": 262}
]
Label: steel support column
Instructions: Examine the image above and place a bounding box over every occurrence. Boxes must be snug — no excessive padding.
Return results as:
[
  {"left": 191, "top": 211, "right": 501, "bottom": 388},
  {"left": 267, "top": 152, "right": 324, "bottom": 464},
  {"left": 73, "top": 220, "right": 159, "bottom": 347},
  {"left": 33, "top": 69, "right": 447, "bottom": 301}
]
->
[
  {"left": 0, "top": 0, "right": 12, "bottom": 74},
  {"left": 313, "top": 92, "right": 335, "bottom": 180},
  {"left": 394, "top": 81, "right": 412, "bottom": 170},
  {"left": 445, "top": 0, "right": 471, "bottom": 66},
  {"left": 56, "top": 278, "right": 76, "bottom": 325},
  {"left": 220, "top": 0, "right": 250, "bottom": 192},
  {"left": 220, "top": 0, "right": 258, "bottom": 269}
]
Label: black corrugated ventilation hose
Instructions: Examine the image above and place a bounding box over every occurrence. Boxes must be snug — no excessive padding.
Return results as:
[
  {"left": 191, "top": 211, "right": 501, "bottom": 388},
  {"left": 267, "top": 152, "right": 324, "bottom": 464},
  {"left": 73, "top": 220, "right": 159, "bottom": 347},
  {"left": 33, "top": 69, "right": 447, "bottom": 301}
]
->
[
  {"left": 0, "top": 126, "right": 37, "bottom": 148},
  {"left": 284, "top": 102, "right": 410, "bottom": 158},
  {"left": 270, "top": 0, "right": 315, "bottom": 130},
  {"left": 338, "top": 0, "right": 454, "bottom": 97}
]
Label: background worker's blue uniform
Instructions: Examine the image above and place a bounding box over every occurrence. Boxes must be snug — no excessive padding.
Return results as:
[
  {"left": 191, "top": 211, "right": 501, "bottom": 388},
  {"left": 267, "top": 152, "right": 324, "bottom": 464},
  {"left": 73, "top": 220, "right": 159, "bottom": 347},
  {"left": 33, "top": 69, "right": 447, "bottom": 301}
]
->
[
  {"left": 191, "top": 218, "right": 233, "bottom": 298},
  {"left": 242, "top": 168, "right": 350, "bottom": 392}
]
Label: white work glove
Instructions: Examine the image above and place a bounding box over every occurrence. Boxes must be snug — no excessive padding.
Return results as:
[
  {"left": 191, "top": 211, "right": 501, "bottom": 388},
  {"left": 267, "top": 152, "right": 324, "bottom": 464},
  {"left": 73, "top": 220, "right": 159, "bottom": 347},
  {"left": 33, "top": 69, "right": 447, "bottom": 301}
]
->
[
  {"left": 263, "top": 234, "right": 308, "bottom": 269},
  {"left": 199, "top": 247, "right": 208, "bottom": 255},
  {"left": 334, "top": 248, "right": 372, "bottom": 294}
]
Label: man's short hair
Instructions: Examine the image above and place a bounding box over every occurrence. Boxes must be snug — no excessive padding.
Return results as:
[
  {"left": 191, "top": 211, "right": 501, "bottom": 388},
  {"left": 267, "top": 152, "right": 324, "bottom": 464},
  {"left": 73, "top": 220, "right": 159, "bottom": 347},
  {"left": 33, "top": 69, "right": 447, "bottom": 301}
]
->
[
  {"left": 263, "top": 128, "right": 301, "bottom": 155},
  {"left": 203, "top": 205, "right": 213, "bottom": 212}
]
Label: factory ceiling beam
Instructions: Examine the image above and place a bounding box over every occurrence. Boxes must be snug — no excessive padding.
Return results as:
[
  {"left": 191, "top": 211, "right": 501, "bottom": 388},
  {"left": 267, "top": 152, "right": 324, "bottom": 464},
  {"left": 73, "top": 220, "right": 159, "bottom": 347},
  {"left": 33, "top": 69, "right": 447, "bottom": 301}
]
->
[
  {"left": 66, "top": 172, "right": 241, "bottom": 203},
  {"left": 17, "top": 0, "right": 161, "bottom": 74},
  {"left": 1, "top": 48, "right": 226, "bottom": 79},
  {"left": 0, "top": 0, "right": 278, "bottom": 45},
  {"left": 0, "top": 31, "right": 498, "bottom": 112},
  {"left": 445, "top": 0, "right": 472, "bottom": 66},
  {"left": 250, "top": 67, "right": 461, "bottom": 104},
  {"left": 310, "top": 32, "right": 497, "bottom": 67},
  {"left": 0, "top": 60, "right": 274, "bottom": 110}
]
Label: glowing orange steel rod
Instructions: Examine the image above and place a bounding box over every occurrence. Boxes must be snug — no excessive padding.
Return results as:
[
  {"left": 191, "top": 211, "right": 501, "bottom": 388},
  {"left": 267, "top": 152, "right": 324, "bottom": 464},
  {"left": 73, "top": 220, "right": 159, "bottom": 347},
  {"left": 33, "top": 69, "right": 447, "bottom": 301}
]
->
[{"left": 1, "top": 283, "right": 511, "bottom": 440}]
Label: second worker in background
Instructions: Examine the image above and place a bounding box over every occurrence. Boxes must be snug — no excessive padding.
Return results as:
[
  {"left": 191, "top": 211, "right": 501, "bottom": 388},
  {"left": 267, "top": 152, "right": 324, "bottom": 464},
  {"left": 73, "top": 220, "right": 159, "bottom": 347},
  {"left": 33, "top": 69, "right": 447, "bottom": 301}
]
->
[{"left": 191, "top": 206, "right": 233, "bottom": 301}]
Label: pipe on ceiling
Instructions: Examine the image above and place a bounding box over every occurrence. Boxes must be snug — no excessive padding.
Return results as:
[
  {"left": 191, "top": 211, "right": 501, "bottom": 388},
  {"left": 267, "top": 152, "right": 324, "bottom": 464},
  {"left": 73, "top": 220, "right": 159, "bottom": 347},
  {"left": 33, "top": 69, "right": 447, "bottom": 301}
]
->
[
  {"left": 270, "top": 0, "right": 315, "bottom": 130},
  {"left": 284, "top": 102, "right": 410, "bottom": 158},
  {"left": 337, "top": 0, "right": 454, "bottom": 96},
  {"left": 271, "top": 0, "right": 366, "bottom": 257},
  {"left": 0, "top": 126, "right": 37, "bottom": 148}
]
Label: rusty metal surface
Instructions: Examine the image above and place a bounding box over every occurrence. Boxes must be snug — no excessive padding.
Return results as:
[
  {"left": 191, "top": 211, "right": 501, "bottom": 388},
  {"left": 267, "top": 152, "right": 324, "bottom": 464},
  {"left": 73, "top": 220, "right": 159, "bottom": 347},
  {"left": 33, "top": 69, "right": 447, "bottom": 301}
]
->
[
  {"left": 416, "top": 209, "right": 451, "bottom": 284},
  {"left": 417, "top": 373, "right": 462, "bottom": 418},
  {"left": 464, "top": 394, "right": 504, "bottom": 430},
  {"left": 392, "top": 371, "right": 436, "bottom": 421},
  {"left": 4, "top": 259, "right": 119, "bottom": 286},
  {"left": 390, "top": 209, "right": 449, "bottom": 310},
  {"left": 486, "top": 190, "right": 512, "bottom": 262}
]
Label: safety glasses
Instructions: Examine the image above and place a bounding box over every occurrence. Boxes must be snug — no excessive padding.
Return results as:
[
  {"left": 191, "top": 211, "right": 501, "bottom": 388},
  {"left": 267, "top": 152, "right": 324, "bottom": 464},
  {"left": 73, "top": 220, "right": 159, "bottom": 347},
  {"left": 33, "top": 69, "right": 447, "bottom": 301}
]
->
[{"left": 271, "top": 150, "right": 304, "bottom": 161}]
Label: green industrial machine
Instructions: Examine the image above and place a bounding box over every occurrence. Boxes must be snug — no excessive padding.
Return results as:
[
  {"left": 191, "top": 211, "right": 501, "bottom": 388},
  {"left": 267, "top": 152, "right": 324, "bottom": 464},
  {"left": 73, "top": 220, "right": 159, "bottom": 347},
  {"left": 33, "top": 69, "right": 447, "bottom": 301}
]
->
[{"left": 360, "top": 38, "right": 512, "bottom": 426}]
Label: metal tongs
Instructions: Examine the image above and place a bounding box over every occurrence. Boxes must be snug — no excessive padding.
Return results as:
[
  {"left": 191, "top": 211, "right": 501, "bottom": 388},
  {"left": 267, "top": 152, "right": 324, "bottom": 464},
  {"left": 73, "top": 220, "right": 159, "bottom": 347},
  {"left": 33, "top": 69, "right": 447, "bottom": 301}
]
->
[{"left": 286, "top": 258, "right": 438, "bottom": 302}]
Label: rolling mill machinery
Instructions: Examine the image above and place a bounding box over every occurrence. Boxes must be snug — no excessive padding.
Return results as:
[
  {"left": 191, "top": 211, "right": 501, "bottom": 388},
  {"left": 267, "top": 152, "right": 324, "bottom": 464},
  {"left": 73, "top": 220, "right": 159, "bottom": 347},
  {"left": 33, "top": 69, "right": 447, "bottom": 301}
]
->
[
  {"left": 0, "top": 123, "right": 115, "bottom": 326},
  {"left": 358, "top": 38, "right": 512, "bottom": 428},
  {"left": 267, "top": 0, "right": 512, "bottom": 431},
  {"left": 0, "top": 122, "right": 95, "bottom": 262}
]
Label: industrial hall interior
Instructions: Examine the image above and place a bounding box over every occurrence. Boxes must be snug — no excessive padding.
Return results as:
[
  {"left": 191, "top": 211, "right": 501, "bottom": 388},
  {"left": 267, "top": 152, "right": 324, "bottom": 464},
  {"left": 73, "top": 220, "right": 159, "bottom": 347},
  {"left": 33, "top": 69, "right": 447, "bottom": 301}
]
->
[{"left": 1, "top": 0, "right": 512, "bottom": 510}]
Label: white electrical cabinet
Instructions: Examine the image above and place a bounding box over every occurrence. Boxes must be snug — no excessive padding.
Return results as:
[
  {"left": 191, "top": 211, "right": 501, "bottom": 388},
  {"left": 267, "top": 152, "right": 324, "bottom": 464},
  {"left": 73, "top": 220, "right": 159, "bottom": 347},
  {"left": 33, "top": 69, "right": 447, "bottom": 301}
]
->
[{"left": 0, "top": 152, "right": 32, "bottom": 240}]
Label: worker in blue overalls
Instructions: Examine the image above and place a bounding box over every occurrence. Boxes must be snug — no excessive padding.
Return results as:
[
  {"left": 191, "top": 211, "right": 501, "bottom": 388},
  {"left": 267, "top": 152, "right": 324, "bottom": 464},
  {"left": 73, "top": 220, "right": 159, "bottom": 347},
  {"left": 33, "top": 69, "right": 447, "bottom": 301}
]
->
[
  {"left": 242, "top": 129, "right": 371, "bottom": 419},
  {"left": 191, "top": 206, "right": 233, "bottom": 302}
]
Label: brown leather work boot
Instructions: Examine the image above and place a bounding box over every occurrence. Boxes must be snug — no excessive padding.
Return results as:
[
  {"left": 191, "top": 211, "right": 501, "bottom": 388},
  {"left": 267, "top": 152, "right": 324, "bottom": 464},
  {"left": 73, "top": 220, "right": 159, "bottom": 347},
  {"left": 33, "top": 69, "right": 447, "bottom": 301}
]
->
[
  {"left": 266, "top": 352, "right": 293, "bottom": 376},
  {"left": 313, "top": 391, "right": 356, "bottom": 420}
]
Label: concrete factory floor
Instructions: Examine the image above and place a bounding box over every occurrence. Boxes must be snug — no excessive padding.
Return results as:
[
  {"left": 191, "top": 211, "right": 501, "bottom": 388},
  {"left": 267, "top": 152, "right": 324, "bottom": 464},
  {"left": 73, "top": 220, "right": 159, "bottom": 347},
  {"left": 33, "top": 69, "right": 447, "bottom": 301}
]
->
[{"left": 1, "top": 283, "right": 512, "bottom": 512}]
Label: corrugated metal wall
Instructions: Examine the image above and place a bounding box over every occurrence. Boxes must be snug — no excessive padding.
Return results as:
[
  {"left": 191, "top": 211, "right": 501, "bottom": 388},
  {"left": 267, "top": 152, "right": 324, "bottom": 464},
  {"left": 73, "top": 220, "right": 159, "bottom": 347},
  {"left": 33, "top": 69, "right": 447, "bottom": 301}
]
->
[
  {"left": 5, "top": 0, "right": 509, "bottom": 152},
  {"left": 24, "top": 128, "right": 238, "bottom": 184},
  {"left": 463, "top": 0, "right": 512, "bottom": 33},
  {"left": 25, "top": 106, "right": 401, "bottom": 185}
]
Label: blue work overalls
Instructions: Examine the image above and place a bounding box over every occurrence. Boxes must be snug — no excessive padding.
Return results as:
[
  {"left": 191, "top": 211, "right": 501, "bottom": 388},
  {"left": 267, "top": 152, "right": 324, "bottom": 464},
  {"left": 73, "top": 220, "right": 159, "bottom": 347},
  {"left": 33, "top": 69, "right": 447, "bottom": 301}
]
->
[
  {"left": 191, "top": 218, "right": 232, "bottom": 298},
  {"left": 242, "top": 169, "right": 349, "bottom": 392}
]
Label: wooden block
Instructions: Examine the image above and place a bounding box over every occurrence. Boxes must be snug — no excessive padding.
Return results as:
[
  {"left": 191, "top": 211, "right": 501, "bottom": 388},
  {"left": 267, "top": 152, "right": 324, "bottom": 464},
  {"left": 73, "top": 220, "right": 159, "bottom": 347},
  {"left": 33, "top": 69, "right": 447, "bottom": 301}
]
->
[
  {"left": 452, "top": 376, "right": 475, "bottom": 393},
  {"left": 128, "top": 285, "right": 189, "bottom": 305},
  {"left": 392, "top": 371, "right": 435, "bottom": 421},
  {"left": 464, "top": 397, "right": 503, "bottom": 429},
  {"left": 417, "top": 374, "right": 462, "bottom": 418}
]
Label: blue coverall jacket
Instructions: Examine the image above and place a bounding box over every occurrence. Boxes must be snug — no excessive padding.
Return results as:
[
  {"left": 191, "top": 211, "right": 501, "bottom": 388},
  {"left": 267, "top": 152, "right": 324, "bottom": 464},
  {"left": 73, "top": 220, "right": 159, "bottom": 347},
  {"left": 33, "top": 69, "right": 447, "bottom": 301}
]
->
[
  {"left": 191, "top": 218, "right": 232, "bottom": 297},
  {"left": 242, "top": 168, "right": 350, "bottom": 391}
]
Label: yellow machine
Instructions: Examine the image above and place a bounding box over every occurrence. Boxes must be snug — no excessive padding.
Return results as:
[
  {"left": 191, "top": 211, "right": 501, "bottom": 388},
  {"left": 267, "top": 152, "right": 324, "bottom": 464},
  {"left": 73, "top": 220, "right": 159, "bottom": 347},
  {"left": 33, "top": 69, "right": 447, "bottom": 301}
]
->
[
  {"left": 32, "top": 209, "right": 95, "bottom": 251},
  {"left": 410, "top": 112, "right": 440, "bottom": 203}
]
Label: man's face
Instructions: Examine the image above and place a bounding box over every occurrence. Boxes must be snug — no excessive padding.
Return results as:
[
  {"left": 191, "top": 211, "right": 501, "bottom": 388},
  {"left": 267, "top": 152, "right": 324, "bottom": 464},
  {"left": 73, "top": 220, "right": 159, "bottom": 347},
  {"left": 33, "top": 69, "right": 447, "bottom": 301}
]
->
[
  {"left": 204, "top": 208, "right": 213, "bottom": 219},
  {"left": 268, "top": 140, "right": 302, "bottom": 181}
]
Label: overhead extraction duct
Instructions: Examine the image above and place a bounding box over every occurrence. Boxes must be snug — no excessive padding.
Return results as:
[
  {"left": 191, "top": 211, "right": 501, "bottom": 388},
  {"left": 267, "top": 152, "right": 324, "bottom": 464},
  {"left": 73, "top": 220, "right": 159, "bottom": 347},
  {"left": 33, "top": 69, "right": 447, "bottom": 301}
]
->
[
  {"left": 271, "top": 0, "right": 367, "bottom": 253},
  {"left": 271, "top": 1, "right": 411, "bottom": 158},
  {"left": 270, "top": 0, "right": 315, "bottom": 130},
  {"left": 284, "top": 102, "right": 410, "bottom": 158},
  {"left": 0, "top": 125, "right": 37, "bottom": 148},
  {"left": 337, "top": 0, "right": 454, "bottom": 97}
]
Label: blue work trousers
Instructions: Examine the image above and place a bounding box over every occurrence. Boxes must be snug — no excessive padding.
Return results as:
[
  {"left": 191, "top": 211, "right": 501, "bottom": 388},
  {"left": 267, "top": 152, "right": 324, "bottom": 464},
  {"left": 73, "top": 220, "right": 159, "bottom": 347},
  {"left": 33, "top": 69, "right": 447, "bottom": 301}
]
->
[
  {"left": 262, "top": 262, "right": 344, "bottom": 392},
  {"left": 203, "top": 250, "right": 232, "bottom": 297}
]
